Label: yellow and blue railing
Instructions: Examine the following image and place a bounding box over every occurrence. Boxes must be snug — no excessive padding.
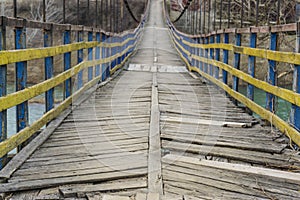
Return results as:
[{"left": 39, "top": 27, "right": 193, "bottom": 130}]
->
[
  {"left": 0, "top": 9, "right": 148, "bottom": 168},
  {"left": 165, "top": 6, "right": 300, "bottom": 147}
]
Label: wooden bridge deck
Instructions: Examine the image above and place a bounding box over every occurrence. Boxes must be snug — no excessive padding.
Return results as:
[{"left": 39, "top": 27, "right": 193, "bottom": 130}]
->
[{"left": 1, "top": 0, "right": 300, "bottom": 199}]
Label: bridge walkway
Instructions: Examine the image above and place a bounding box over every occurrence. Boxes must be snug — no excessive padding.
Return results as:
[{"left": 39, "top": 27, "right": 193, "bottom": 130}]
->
[{"left": 1, "top": 0, "right": 300, "bottom": 199}]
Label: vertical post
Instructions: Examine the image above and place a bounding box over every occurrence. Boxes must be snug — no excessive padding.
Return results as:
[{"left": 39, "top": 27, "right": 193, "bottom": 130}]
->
[
  {"left": 215, "top": 33, "right": 221, "bottom": 78},
  {"left": 208, "top": 0, "right": 211, "bottom": 32},
  {"left": 44, "top": 26, "right": 54, "bottom": 113},
  {"left": 227, "top": 0, "right": 231, "bottom": 28},
  {"left": 233, "top": 32, "right": 241, "bottom": 94},
  {"left": 213, "top": 0, "right": 216, "bottom": 31},
  {"left": 204, "top": 37, "right": 209, "bottom": 73},
  {"left": 77, "top": 0, "right": 80, "bottom": 25},
  {"left": 64, "top": 27, "right": 71, "bottom": 99},
  {"left": 101, "top": 33, "right": 107, "bottom": 82},
  {"left": 77, "top": 28, "right": 84, "bottom": 89},
  {"left": 266, "top": 32, "right": 277, "bottom": 113},
  {"left": 256, "top": 0, "right": 259, "bottom": 27},
  {"left": 88, "top": 31, "right": 93, "bottom": 82},
  {"left": 219, "top": 0, "right": 223, "bottom": 29},
  {"left": 13, "top": 0, "right": 17, "bottom": 18},
  {"left": 203, "top": 0, "right": 206, "bottom": 33},
  {"left": 95, "top": 0, "right": 98, "bottom": 27},
  {"left": 95, "top": 32, "right": 101, "bottom": 77},
  {"left": 277, "top": 0, "right": 280, "bottom": 25},
  {"left": 63, "top": 0, "right": 66, "bottom": 24},
  {"left": 291, "top": 1, "right": 300, "bottom": 130},
  {"left": 223, "top": 33, "right": 229, "bottom": 84},
  {"left": 15, "top": 22, "right": 28, "bottom": 149},
  {"left": 0, "top": 17, "right": 7, "bottom": 169},
  {"left": 199, "top": 0, "right": 202, "bottom": 34},
  {"left": 199, "top": 38, "right": 203, "bottom": 71},
  {"left": 209, "top": 35, "right": 214, "bottom": 76},
  {"left": 87, "top": 0, "right": 90, "bottom": 26},
  {"left": 247, "top": 32, "right": 257, "bottom": 102},
  {"left": 43, "top": 0, "right": 46, "bottom": 23},
  {"left": 241, "top": 0, "right": 244, "bottom": 28}
]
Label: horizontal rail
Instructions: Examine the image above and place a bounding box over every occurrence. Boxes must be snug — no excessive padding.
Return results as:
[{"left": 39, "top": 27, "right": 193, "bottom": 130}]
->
[
  {"left": 165, "top": 4, "right": 300, "bottom": 147},
  {"left": 0, "top": 37, "right": 136, "bottom": 66},
  {"left": 171, "top": 34, "right": 300, "bottom": 147},
  {"left": 0, "top": 40, "right": 138, "bottom": 112},
  {"left": 0, "top": 49, "right": 134, "bottom": 158},
  {"left": 171, "top": 36, "right": 300, "bottom": 108},
  {"left": 175, "top": 36, "right": 300, "bottom": 66}
]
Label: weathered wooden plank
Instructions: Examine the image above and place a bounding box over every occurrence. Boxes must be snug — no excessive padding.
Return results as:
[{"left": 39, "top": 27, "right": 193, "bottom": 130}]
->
[
  {"left": 0, "top": 168, "right": 147, "bottom": 193},
  {"left": 161, "top": 134, "right": 286, "bottom": 154},
  {"left": 162, "top": 141, "right": 291, "bottom": 167},
  {"left": 163, "top": 155, "right": 300, "bottom": 185},
  {"left": 13, "top": 156, "right": 147, "bottom": 177},
  {"left": 148, "top": 73, "right": 163, "bottom": 196},
  {"left": 59, "top": 178, "right": 147, "bottom": 197}
]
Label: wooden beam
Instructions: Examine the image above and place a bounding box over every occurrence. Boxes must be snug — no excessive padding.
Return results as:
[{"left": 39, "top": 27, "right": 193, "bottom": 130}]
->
[{"left": 148, "top": 73, "right": 163, "bottom": 197}]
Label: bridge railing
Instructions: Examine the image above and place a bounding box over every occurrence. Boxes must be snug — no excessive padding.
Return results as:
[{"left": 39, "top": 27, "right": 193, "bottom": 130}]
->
[
  {"left": 0, "top": 14, "right": 147, "bottom": 168},
  {"left": 165, "top": 4, "right": 300, "bottom": 147}
]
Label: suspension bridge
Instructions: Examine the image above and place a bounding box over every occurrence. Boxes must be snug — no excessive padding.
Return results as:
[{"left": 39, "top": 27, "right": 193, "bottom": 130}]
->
[{"left": 0, "top": 0, "right": 300, "bottom": 199}]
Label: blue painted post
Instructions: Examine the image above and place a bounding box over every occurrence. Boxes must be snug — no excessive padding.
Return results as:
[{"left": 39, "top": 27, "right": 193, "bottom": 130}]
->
[
  {"left": 110, "top": 37, "right": 116, "bottom": 70},
  {"left": 77, "top": 29, "right": 84, "bottom": 89},
  {"left": 95, "top": 32, "right": 101, "bottom": 77},
  {"left": 44, "top": 27, "right": 54, "bottom": 113},
  {"left": 101, "top": 33, "right": 107, "bottom": 82},
  {"left": 64, "top": 28, "right": 71, "bottom": 99},
  {"left": 247, "top": 32, "right": 257, "bottom": 101},
  {"left": 196, "top": 38, "right": 200, "bottom": 69},
  {"left": 209, "top": 35, "right": 215, "bottom": 76},
  {"left": 106, "top": 36, "right": 111, "bottom": 79},
  {"left": 0, "top": 17, "right": 7, "bottom": 169},
  {"left": 223, "top": 33, "right": 229, "bottom": 84},
  {"left": 199, "top": 38, "right": 203, "bottom": 71},
  {"left": 204, "top": 37, "right": 209, "bottom": 73},
  {"left": 291, "top": 7, "right": 300, "bottom": 130},
  {"left": 15, "top": 23, "right": 28, "bottom": 141},
  {"left": 233, "top": 33, "right": 241, "bottom": 93},
  {"left": 215, "top": 34, "right": 221, "bottom": 79},
  {"left": 266, "top": 32, "right": 277, "bottom": 113},
  {"left": 88, "top": 31, "right": 93, "bottom": 82}
]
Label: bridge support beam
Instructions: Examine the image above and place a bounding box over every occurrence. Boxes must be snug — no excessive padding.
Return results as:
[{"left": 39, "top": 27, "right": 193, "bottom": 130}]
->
[
  {"left": 77, "top": 28, "right": 84, "bottom": 90},
  {"left": 215, "top": 34, "right": 221, "bottom": 79},
  {"left": 101, "top": 33, "right": 107, "bottom": 82},
  {"left": 291, "top": 4, "right": 300, "bottom": 131},
  {"left": 0, "top": 17, "right": 7, "bottom": 169},
  {"left": 44, "top": 26, "right": 54, "bottom": 113},
  {"left": 209, "top": 35, "right": 215, "bottom": 77},
  {"left": 95, "top": 32, "right": 101, "bottom": 77},
  {"left": 15, "top": 21, "right": 28, "bottom": 152},
  {"left": 64, "top": 28, "right": 72, "bottom": 99},
  {"left": 233, "top": 32, "right": 241, "bottom": 105},
  {"left": 222, "top": 33, "right": 229, "bottom": 85},
  {"left": 266, "top": 32, "right": 277, "bottom": 113},
  {"left": 247, "top": 32, "right": 257, "bottom": 102},
  {"left": 88, "top": 31, "right": 94, "bottom": 82}
]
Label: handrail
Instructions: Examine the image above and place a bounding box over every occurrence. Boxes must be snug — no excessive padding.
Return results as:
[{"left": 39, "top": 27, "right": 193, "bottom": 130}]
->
[{"left": 164, "top": 0, "right": 300, "bottom": 147}]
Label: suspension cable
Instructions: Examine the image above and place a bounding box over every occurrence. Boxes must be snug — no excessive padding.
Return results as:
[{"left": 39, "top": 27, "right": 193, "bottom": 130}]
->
[
  {"left": 123, "top": 0, "right": 140, "bottom": 23},
  {"left": 172, "top": 0, "right": 194, "bottom": 23}
]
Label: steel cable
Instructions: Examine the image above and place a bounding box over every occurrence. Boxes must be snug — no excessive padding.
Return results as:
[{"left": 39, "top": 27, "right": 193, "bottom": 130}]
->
[{"left": 172, "top": 0, "right": 194, "bottom": 23}]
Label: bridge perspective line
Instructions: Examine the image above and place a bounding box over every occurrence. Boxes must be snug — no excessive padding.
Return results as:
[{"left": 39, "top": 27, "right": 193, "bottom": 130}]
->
[{"left": 0, "top": 0, "right": 300, "bottom": 199}]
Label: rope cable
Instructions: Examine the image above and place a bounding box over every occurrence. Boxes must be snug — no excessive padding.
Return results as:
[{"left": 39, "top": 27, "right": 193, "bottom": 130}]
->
[
  {"left": 123, "top": 0, "right": 140, "bottom": 23},
  {"left": 172, "top": 0, "right": 194, "bottom": 23}
]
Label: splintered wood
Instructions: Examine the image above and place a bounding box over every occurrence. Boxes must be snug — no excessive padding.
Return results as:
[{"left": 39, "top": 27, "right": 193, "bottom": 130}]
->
[{"left": 158, "top": 73, "right": 300, "bottom": 199}]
